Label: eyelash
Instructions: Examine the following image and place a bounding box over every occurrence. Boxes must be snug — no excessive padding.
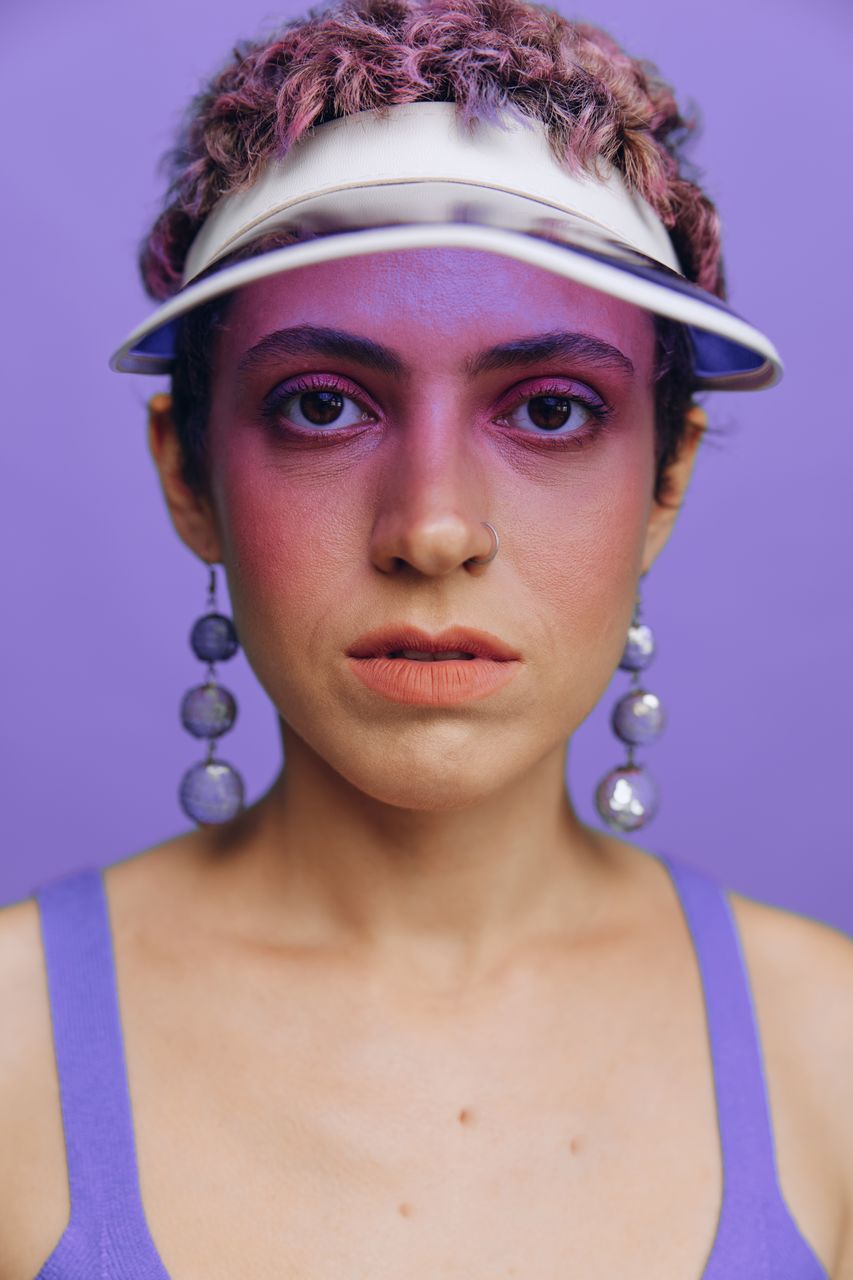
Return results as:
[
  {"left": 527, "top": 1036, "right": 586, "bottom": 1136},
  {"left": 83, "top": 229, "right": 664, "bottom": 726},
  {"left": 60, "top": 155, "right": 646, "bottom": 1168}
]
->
[{"left": 260, "top": 372, "right": 615, "bottom": 451}]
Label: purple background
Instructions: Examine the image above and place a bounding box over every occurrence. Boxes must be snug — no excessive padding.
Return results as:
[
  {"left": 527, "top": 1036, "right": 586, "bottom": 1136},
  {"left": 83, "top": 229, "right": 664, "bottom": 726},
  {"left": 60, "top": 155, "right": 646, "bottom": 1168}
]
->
[{"left": 1, "top": 0, "right": 851, "bottom": 931}]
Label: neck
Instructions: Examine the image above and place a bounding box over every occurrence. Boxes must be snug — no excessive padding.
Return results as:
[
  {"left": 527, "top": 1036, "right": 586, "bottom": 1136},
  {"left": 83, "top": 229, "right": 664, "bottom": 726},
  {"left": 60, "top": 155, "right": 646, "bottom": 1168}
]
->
[{"left": 194, "top": 724, "right": 624, "bottom": 987}]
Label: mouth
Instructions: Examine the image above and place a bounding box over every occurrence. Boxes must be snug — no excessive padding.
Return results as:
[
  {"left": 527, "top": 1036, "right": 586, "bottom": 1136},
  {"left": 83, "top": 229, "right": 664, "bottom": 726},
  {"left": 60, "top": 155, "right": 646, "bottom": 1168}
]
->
[
  {"left": 347, "top": 624, "right": 521, "bottom": 663},
  {"left": 345, "top": 637, "right": 521, "bottom": 705},
  {"left": 385, "top": 649, "right": 476, "bottom": 661}
]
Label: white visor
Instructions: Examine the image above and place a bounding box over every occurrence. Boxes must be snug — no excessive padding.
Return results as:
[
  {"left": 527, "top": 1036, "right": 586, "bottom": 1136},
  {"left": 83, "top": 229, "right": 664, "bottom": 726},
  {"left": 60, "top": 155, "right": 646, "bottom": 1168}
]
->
[{"left": 110, "top": 101, "right": 782, "bottom": 391}]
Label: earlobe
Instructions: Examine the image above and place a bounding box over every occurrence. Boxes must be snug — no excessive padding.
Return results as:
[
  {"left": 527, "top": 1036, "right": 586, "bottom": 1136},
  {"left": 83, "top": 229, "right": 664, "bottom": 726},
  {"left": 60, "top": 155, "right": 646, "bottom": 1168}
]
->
[
  {"left": 683, "top": 403, "right": 708, "bottom": 441},
  {"left": 146, "top": 392, "right": 223, "bottom": 566}
]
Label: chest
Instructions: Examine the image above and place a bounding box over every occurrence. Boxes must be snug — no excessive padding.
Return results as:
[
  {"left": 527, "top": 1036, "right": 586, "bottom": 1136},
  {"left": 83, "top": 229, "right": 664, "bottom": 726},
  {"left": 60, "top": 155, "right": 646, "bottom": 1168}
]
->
[
  {"left": 108, "top": 930, "right": 727, "bottom": 1280},
  {"left": 16, "top": 913, "right": 835, "bottom": 1280}
]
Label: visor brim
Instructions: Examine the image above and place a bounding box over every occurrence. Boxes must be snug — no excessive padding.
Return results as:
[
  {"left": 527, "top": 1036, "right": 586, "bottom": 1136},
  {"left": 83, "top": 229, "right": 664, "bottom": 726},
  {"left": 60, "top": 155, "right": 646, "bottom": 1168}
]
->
[{"left": 110, "top": 219, "right": 782, "bottom": 391}]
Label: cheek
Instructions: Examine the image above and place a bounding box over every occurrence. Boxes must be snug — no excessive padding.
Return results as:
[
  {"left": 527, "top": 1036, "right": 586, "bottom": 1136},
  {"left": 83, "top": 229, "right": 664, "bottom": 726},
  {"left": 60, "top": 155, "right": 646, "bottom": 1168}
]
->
[
  {"left": 223, "top": 489, "right": 340, "bottom": 626},
  {"left": 209, "top": 432, "right": 359, "bottom": 695},
  {"left": 214, "top": 485, "right": 353, "bottom": 752},
  {"left": 500, "top": 427, "right": 653, "bottom": 723}
]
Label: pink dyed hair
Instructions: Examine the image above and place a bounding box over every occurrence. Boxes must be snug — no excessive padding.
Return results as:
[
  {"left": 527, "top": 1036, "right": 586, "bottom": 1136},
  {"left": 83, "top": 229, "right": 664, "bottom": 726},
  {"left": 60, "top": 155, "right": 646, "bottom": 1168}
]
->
[{"left": 139, "top": 0, "right": 725, "bottom": 303}]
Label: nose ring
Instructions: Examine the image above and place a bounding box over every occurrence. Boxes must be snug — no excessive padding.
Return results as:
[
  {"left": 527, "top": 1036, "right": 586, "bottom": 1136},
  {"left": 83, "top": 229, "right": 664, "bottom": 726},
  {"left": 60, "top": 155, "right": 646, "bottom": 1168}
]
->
[{"left": 469, "top": 521, "right": 500, "bottom": 565}]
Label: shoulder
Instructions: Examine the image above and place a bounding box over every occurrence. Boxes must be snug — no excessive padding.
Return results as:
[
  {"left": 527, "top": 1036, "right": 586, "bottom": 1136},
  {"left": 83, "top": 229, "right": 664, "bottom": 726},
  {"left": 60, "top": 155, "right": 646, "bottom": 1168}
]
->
[
  {"left": 0, "top": 873, "right": 93, "bottom": 1127},
  {"left": 726, "top": 887, "right": 853, "bottom": 1102},
  {"left": 0, "top": 887, "right": 68, "bottom": 1275},
  {"left": 0, "top": 886, "right": 52, "bottom": 1135},
  {"left": 0, "top": 837, "right": 197, "bottom": 1087},
  {"left": 0, "top": 890, "right": 46, "bottom": 1070},
  {"left": 0, "top": 841, "right": 201, "bottom": 1274},
  {"left": 727, "top": 888, "right": 853, "bottom": 1266}
]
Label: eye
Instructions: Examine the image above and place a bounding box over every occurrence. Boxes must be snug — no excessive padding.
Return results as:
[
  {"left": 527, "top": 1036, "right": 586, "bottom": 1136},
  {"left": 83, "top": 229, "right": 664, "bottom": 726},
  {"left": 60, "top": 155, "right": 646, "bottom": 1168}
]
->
[
  {"left": 263, "top": 374, "right": 374, "bottom": 431},
  {"left": 498, "top": 383, "right": 606, "bottom": 436}
]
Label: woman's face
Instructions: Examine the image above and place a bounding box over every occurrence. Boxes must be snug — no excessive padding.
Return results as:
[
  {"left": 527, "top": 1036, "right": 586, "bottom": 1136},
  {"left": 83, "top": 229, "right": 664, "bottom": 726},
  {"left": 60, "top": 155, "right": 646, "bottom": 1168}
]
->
[{"left": 197, "top": 247, "right": 667, "bottom": 809}]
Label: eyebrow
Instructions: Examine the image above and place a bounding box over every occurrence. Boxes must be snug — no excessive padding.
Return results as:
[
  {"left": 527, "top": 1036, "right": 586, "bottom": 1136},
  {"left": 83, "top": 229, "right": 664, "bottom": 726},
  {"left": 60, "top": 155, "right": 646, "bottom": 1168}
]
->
[{"left": 235, "top": 325, "right": 635, "bottom": 385}]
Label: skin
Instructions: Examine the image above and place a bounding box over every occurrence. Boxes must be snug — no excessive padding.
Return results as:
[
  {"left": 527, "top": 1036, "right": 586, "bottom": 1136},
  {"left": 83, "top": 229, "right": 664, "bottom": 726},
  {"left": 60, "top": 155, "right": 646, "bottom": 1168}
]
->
[
  {"left": 145, "top": 247, "right": 708, "bottom": 979},
  {"left": 1, "top": 245, "right": 851, "bottom": 1278}
]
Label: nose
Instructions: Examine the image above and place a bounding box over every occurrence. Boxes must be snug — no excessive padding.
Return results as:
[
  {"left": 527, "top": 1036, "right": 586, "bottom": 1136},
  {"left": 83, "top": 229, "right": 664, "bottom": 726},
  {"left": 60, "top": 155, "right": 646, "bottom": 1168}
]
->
[{"left": 368, "top": 413, "right": 497, "bottom": 577}]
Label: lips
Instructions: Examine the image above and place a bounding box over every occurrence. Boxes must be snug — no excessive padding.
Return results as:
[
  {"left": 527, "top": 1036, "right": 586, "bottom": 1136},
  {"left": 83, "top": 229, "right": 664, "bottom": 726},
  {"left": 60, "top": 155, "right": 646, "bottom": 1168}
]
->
[{"left": 346, "top": 624, "right": 521, "bottom": 662}]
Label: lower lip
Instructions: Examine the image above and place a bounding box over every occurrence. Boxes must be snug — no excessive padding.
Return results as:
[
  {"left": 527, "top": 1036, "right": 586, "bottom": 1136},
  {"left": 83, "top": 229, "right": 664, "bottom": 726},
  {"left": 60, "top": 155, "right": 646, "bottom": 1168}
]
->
[{"left": 345, "top": 655, "right": 521, "bottom": 705}]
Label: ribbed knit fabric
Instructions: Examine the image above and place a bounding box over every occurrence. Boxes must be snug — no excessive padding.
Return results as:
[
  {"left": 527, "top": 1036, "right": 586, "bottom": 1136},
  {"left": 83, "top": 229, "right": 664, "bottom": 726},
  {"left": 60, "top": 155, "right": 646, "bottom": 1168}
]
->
[
  {"left": 29, "top": 851, "right": 830, "bottom": 1279},
  {"left": 32, "top": 864, "right": 171, "bottom": 1279},
  {"left": 657, "top": 854, "right": 830, "bottom": 1279}
]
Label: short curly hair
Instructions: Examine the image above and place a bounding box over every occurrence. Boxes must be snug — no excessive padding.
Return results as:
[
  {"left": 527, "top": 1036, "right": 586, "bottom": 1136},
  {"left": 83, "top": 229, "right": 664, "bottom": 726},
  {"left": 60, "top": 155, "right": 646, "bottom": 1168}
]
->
[{"left": 139, "top": 0, "right": 726, "bottom": 507}]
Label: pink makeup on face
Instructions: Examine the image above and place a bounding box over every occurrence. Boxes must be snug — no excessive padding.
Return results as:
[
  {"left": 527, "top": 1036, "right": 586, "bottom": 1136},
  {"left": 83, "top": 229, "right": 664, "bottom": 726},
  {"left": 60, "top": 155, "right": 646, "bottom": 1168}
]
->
[{"left": 201, "top": 247, "right": 657, "bottom": 769}]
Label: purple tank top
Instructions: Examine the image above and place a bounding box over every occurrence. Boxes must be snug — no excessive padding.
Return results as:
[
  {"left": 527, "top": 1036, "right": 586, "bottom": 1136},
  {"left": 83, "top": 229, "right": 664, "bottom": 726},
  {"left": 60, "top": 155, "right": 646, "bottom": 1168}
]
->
[{"left": 29, "top": 851, "right": 830, "bottom": 1279}]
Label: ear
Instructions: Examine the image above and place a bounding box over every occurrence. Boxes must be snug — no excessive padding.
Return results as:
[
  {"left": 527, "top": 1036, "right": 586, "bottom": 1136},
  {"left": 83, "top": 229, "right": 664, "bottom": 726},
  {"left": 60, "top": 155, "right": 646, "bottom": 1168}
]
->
[
  {"left": 640, "top": 403, "right": 707, "bottom": 577},
  {"left": 146, "top": 393, "right": 223, "bottom": 565}
]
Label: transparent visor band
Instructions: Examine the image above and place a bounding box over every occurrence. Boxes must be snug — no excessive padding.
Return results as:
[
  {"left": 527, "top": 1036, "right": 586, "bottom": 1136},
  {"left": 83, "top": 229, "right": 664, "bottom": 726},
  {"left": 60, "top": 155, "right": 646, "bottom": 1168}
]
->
[{"left": 111, "top": 219, "right": 783, "bottom": 391}]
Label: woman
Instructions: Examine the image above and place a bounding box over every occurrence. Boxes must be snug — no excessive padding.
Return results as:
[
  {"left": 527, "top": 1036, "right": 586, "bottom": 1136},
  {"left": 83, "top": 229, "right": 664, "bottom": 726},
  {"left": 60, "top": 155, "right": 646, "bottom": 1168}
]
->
[{"left": 2, "top": 0, "right": 851, "bottom": 1276}]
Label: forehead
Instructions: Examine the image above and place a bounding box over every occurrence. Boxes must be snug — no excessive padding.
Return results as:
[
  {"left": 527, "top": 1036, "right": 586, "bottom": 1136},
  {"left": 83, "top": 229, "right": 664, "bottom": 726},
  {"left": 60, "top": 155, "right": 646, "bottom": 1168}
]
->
[{"left": 213, "top": 246, "right": 657, "bottom": 379}]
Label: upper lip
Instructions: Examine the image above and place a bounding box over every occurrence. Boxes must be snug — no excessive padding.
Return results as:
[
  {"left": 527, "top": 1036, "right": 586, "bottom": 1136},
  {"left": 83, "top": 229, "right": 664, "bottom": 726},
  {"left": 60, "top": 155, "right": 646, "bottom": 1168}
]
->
[{"left": 346, "top": 624, "right": 522, "bottom": 661}]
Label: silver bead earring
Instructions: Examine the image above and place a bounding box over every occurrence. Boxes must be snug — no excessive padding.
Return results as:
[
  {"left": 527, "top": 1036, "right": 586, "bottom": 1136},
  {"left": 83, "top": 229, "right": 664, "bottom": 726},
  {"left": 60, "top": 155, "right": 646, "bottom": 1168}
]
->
[
  {"left": 178, "top": 565, "right": 246, "bottom": 826},
  {"left": 594, "top": 583, "right": 665, "bottom": 832}
]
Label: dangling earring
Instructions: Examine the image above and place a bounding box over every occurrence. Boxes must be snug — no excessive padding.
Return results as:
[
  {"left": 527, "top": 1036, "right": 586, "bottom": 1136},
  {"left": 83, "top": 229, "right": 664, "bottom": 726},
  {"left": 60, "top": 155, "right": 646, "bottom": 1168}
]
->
[
  {"left": 178, "top": 565, "right": 245, "bottom": 826},
  {"left": 594, "top": 581, "right": 665, "bottom": 833}
]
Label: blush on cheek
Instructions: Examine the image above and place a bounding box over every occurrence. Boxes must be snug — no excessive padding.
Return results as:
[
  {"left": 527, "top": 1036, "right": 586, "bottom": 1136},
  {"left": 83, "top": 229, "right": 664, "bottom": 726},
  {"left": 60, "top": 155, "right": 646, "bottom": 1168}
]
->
[
  {"left": 515, "top": 452, "right": 651, "bottom": 673},
  {"left": 215, "top": 468, "right": 347, "bottom": 667}
]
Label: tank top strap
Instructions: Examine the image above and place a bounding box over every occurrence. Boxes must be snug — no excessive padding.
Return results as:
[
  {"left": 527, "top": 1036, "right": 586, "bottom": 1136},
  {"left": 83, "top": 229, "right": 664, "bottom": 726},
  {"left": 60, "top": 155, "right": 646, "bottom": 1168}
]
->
[
  {"left": 35, "top": 865, "right": 155, "bottom": 1237},
  {"left": 656, "top": 853, "right": 779, "bottom": 1205}
]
